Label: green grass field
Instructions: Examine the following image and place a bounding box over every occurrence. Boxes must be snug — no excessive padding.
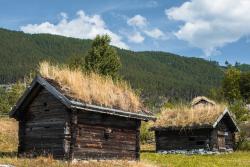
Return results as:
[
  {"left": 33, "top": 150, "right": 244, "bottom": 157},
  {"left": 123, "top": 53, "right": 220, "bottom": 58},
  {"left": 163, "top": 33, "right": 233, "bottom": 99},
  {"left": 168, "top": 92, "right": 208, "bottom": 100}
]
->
[
  {"left": 0, "top": 118, "right": 249, "bottom": 167},
  {"left": 142, "top": 152, "right": 250, "bottom": 167}
]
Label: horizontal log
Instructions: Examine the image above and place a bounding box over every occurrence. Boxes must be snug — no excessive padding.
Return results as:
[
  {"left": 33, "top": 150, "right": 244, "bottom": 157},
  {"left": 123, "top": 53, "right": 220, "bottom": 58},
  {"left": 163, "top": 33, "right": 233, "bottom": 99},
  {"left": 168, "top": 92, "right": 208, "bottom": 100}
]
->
[
  {"left": 25, "top": 126, "right": 65, "bottom": 132},
  {"left": 25, "top": 120, "right": 66, "bottom": 127},
  {"left": 76, "top": 144, "right": 136, "bottom": 151},
  {"left": 76, "top": 137, "right": 136, "bottom": 145},
  {"left": 77, "top": 132, "right": 136, "bottom": 141},
  {"left": 77, "top": 112, "right": 139, "bottom": 129},
  {"left": 22, "top": 144, "right": 65, "bottom": 149},
  {"left": 22, "top": 148, "right": 65, "bottom": 154},
  {"left": 78, "top": 124, "right": 136, "bottom": 133},
  {"left": 73, "top": 151, "right": 136, "bottom": 160},
  {"left": 74, "top": 148, "right": 135, "bottom": 156},
  {"left": 23, "top": 133, "right": 66, "bottom": 138}
]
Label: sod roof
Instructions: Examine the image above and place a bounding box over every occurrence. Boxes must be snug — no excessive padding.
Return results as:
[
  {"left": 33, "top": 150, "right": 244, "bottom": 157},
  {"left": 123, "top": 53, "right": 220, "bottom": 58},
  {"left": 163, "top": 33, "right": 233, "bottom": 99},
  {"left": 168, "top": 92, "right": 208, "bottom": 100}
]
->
[{"left": 152, "top": 105, "right": 238, "bottom": 130}]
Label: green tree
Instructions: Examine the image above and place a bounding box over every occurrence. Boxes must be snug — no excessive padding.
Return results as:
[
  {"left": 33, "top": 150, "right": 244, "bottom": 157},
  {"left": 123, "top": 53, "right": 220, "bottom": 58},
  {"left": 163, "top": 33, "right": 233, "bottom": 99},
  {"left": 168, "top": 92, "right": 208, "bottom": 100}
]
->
[
  {"left": 85, "top": 35, "right": 121, "bottom": 78},
  {"left": 229, "top": 100, "right": 249, "bottom": 122},
  {"left": 222, "top": 68, "right": 242, "bottom": 103},
  {"left": 0, "top": 88, "right": 11, "bottom": 114},
  {"left": 239, "top": 72, "right": 250, "bottom": 103},
  {"left": 7, "top": 82, "right": 25, "bottom": 106},
  {"left": 140, "top": 122, "right": 154, "bottom": 144},
  {"left": 0, "top": 82, "right": 25, "bottom": 115},
  {"left": 67, "top": 55, "right": 85, "bottom": 70},
  {"left": 209, "top": 87, "right": 225, "bottom": 103}
]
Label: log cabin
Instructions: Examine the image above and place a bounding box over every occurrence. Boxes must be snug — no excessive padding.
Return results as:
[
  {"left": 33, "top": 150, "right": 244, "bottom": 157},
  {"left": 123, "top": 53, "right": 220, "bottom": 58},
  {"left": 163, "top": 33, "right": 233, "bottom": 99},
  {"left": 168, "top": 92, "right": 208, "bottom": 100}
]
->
[
  {"left": 9, "top": 76, "right": 155, "bottom": 160},
  {"left": 151, "top": 105, "right": 239, "bottom": 153}
]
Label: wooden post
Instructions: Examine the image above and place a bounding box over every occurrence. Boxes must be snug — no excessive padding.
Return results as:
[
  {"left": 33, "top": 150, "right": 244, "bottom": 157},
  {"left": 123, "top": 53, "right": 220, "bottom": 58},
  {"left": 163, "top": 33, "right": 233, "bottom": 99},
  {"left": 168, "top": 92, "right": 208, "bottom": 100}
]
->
[
  {"left": 135, "top": 120, "right": 141, "bottom": 160},
  {"left": 155, "top": 130, "right": 158, "bottom": 152},
  {"left": 69, "top": 109, "right": 78, "bottom": 160},
  {"left": 18, "top": 111, "right": 26, "bottom": 155}
]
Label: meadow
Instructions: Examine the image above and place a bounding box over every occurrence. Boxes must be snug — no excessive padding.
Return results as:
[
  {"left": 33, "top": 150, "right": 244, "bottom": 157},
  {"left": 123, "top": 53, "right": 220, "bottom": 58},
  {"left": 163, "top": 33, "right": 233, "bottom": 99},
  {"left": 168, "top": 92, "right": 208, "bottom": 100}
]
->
[{"left": 0, "top": 118, "right": 249, "bottom": 167}]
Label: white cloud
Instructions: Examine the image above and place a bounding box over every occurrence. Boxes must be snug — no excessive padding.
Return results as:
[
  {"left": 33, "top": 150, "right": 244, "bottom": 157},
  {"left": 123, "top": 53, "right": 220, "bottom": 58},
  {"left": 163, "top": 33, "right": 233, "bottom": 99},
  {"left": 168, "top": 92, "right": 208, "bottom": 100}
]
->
[
  {"left": 59, "top": 12, "right": 68, "bottom": 20},
  {"left": 166, "top": 0, "right": 250, "bottom": 56},
  {"left": 127, "top": 31, "right": 145, "bottom": 43},
  {"left": 21, "top": 10, "right": 128, "bottom": 49},
  {"left": 127, "top": 15, "right": 147, "bottom": 28},
  {"left": 127, "top": 15, "right": 166, "bottom": 41},
  {"left": 144, "top": 28, "right": 165, "bottom": 39}
]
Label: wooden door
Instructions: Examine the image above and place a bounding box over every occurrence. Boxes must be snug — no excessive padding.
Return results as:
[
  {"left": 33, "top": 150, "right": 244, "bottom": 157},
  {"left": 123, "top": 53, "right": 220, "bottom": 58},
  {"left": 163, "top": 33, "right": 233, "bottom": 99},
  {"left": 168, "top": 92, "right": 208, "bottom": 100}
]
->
[{"left": 217, "top": 131, "right": 226, "bottom": 150}]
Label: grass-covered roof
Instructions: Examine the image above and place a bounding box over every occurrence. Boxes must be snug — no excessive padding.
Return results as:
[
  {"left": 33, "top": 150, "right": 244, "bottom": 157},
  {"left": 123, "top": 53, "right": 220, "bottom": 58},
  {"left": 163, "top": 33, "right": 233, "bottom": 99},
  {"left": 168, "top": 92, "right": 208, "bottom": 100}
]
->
[
  {"left": 153, "top": 105, "right": 227, "bottom": 129},
  {"left": 191, "top": 96, "right": 216, "bottom": 106},
  {"left": 39, "top": 62, "right": 144, "bottom": 113}
]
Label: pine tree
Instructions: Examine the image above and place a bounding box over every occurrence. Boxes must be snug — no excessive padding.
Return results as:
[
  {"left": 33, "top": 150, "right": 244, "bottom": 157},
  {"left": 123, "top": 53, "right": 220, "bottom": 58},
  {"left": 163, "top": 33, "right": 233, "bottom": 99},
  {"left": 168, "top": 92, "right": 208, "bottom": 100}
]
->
[
  {"left": 222, "top": 67, "right": 241, "bottom": 103},
  {"left": 85, "top": 35, "right": 121, "bottom": 78},
  {"left": 239, "top": 72, "right": 250, "bottom": 103}
]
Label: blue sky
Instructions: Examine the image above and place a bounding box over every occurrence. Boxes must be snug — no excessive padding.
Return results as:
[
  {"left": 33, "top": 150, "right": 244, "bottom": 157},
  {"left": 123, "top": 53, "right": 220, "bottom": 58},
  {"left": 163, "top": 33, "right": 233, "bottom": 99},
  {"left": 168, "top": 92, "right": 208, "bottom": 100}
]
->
[{"left": 0, "top": 0, "right": 250, "bottom": 65}]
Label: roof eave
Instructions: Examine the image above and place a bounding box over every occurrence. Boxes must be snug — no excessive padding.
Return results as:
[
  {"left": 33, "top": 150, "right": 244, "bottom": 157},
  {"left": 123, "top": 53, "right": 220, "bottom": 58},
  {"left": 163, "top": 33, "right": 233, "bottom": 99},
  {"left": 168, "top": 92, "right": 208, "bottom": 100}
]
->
[
  {"left": 151, "top": 109, "right": 240, "bottom": 132},
  {"left": 70, "top": 100, "right": 156, "bottom": 121},
  {"left": 150, "top": 125, "right": 213, "bottom": 131},
  {"left": 9, "top": 76, "right": 40, "bottom": 118},
  {"left": 212, "top": 109, "right": 240, "bottom": 132},
  {"left": 10, "top": 75, "right": 76, "bottom": 118}
]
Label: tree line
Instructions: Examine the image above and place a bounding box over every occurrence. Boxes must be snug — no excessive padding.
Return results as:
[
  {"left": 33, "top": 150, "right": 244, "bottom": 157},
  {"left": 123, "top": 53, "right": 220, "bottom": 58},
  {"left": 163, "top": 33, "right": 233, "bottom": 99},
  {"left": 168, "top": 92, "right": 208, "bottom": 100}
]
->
[{"left": 0, "top": 28, "right": 250, "bottom": 110}]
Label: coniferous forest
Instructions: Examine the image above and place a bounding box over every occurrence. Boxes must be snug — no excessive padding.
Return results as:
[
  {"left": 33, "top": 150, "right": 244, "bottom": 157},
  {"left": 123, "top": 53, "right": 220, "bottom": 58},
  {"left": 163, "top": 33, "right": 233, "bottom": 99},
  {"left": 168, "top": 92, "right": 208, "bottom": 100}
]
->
[{"left": 1, "top": 28, "right": 250, "bottom": 104}]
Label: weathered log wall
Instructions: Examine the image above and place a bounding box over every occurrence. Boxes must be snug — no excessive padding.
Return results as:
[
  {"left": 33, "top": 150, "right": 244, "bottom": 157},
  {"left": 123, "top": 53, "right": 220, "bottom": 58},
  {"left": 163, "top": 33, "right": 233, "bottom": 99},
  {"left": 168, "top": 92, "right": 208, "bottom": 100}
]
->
[
  {"left": 72, "top": 111, "right": 141, "bottom": 160},
  {"left": 155, "top": 129, "right": 211, "bottom": 151},
  {"left": 155, "top": 116, "right": 236, "bottom": 152},
  {"left": 19, "top": 88, "right": 70, "bottom": 158}
]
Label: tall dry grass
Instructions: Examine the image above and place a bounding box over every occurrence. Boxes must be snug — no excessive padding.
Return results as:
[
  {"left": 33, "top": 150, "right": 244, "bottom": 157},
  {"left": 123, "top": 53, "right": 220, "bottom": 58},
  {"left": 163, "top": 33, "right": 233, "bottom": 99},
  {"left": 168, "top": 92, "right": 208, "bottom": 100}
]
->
[
  {"left": 0, "top": 118, "right": 18, "bottom": 152},
  {"left": 39, "top": 62, "right": 142, "bottom": 112},
  {"left": 154, "top": 104, "right": 226, "bottom": 128},
  {"left": 0, "top": 156, "right": 157, "bottom": 167}
]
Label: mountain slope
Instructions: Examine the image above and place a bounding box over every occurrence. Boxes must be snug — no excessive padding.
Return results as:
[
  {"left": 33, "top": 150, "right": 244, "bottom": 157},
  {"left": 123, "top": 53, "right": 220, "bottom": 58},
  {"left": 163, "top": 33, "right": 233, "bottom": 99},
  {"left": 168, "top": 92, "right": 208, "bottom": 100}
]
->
[{"left": 0, "top": 28, "right": 224, "bottom": 103}]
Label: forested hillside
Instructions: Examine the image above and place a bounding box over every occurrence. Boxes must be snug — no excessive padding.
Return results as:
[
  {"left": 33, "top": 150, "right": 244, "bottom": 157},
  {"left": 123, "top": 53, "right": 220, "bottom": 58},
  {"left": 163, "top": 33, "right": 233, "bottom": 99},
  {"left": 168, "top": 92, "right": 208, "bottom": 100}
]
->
[
  {"left": 236, "top": 64, "right": 250, "bottom": 72},
  {"left": 0, "top": 28, "right": 240, "bottom": 104}
]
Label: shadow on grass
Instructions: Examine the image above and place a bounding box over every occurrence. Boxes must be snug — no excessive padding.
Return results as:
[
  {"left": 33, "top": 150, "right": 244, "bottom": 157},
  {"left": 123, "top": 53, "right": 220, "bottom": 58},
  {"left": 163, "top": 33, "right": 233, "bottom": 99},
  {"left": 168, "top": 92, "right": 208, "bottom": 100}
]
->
[{"left": 0, "top": 151, "right": 17, "bottom": 158}]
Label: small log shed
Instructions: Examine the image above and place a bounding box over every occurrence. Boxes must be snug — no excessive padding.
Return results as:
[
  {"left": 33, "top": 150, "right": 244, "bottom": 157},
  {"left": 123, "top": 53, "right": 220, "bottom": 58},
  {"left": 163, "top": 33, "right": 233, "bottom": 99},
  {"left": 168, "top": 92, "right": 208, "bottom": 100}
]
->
[
  {"left": 9, "top": 76, "right": 155, "bottom": 160},
  {"left": 151, "top": 109, "right": 240, "bottom": 152},
  {"left": 191, "top": 96, "right": 216, "bottom": 109}
]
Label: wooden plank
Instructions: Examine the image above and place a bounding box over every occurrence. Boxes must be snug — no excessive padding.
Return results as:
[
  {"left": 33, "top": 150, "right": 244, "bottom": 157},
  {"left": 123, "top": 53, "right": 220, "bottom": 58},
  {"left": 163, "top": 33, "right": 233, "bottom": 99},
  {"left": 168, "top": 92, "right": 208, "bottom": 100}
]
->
[
  {"left": 73, "top": 151, "right": 135, "bottom": 160},
  {"left": 135, "top": 120, "right": 141, "bottom": 160},
  {"left": 77, "top": 111, "right": 138, "bottom": 129}
]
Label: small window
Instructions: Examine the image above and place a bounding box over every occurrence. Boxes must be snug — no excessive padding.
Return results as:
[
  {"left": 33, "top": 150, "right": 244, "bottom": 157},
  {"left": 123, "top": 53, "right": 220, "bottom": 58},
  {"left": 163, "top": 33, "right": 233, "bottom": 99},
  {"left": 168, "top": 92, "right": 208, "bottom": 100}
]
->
[
  {"left": 104, "top": 128, "right": 112, "bottom": 140},
  {"left": 189, "top": 137, "right": 195, "bottom": 141},
  {"left": 43, "top": 102, "right": 49, "bottom": 111},
  {"left": 196, "top": 141, "right": 205, "bottom": 145}
]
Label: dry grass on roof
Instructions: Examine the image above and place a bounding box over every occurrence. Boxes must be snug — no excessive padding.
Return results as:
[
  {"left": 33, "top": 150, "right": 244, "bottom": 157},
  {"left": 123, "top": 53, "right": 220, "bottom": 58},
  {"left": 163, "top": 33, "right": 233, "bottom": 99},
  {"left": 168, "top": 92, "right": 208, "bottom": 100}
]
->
[
  {"left": 153, "top": 104, "right": 226, "bottom": 128},
  {"left": 191, "top": 96, "right": 216, "bottom": 106},
  {"left": 39, "top": 61, "right": 142, "bottom": 112}
]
